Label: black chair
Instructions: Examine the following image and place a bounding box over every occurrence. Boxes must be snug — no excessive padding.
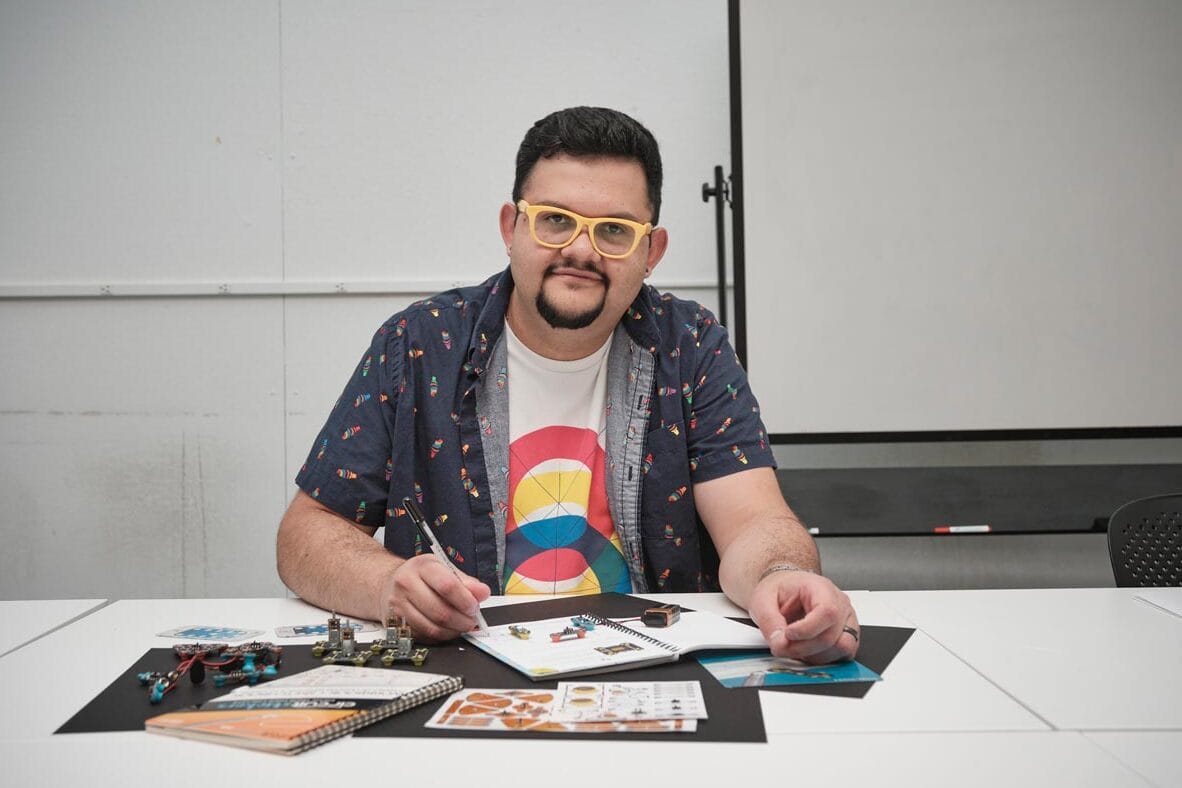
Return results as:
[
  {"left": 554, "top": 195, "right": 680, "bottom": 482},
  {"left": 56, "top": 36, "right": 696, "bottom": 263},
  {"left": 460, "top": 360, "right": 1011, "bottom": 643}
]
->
[{"left": 1107, "top": 493, "right": 1182, "bottom": 587}]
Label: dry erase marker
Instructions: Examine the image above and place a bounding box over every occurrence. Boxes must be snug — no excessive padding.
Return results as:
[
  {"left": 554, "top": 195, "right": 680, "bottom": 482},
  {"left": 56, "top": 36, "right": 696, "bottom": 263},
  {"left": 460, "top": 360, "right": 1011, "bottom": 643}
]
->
[
  {"left": 932, "top": 525, "right": 992, "bottom": 534},
  {"left": 402, "top": 497, "right": 491, "bottom": 636}
]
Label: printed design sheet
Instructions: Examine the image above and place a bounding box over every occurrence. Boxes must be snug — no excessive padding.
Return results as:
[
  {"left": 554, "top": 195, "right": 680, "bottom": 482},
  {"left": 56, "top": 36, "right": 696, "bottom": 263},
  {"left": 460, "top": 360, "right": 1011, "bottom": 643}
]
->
[
  {"left": 273, "top": 620, "right": 380, "bottom": 638},
  {"left": 697, "top": 651, "right": 882, "bottom": 688},
  {"left": 426, "top": 681, "right": 706, "bottom": 734},
  {"left": 155, "top": 625, "right": 265, "bottom": 642},
  {"left": 549, "top": 681, "right": 706, "bottom": 722}
]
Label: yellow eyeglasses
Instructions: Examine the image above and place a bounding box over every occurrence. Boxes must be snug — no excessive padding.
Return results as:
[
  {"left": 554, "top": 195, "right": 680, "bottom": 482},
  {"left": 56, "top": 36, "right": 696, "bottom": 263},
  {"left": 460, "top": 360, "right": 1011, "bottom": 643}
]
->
[{"left": 517, "top": 200, "right": 653, "bottom": 259}]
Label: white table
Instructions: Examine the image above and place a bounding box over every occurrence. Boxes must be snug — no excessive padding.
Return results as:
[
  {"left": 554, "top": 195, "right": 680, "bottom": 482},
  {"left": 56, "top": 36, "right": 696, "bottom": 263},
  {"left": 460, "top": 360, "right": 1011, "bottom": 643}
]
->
[
  {"left": 0, "top": 599, "right": 106, "bottom": 657},
  {"left": 0, "top": 731, "right": 1151, "bottom": 787},
  {"left": 0, "top": 591, "right": 1170, "bottom": 787},
  {"left": 1084, "top": 732, "right": 1182, "bottom": 788},
  {"left": 874, "top": 588, "right": 1182, "bottom": 730},
  {"left": 652, "top": 593, "right": 1045, "bottom": 734},
  {"left": 878, "top": 588, "right": 1182, "bottom": 787},
  {"left": 0, "top": 596, "right": 328, "bottom": 743}
]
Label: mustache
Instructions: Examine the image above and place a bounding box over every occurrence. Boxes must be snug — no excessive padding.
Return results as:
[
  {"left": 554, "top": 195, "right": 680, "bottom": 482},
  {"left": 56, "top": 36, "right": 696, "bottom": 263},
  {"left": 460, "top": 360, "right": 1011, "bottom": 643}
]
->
[{"left": 544, "top": 263, "right": 607, "bottom": 283}]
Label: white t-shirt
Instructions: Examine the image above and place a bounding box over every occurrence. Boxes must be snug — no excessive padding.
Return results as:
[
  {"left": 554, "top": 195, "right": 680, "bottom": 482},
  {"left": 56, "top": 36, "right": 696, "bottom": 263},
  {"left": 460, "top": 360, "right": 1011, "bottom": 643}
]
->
[{"left": 501, "top": 323, "right": 631, "bottom": 595}]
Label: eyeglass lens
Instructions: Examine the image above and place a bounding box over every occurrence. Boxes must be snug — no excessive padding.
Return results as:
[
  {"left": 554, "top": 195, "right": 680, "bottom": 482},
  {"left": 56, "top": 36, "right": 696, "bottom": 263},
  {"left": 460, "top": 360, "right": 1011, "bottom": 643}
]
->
[{"left": 533, "top": 209, "right": 637, "bottom": 256}]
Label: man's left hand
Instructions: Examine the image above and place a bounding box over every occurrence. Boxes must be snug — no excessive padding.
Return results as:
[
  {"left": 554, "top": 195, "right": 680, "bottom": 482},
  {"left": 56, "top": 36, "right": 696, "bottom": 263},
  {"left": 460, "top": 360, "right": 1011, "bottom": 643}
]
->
[{"left": 748, "top": 570, "right": 860, "bottom": 664}]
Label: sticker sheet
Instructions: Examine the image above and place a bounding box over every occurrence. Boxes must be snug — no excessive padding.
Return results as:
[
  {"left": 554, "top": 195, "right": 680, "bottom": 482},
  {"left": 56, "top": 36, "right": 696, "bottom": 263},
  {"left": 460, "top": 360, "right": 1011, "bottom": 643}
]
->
[
  {"left": 154, "top": 625, "right": 265, "bottom": 642},
  {"left": 273, "top": 621, "right": 380, "bottom": 638},
  {"left": 549, "top": 681, "right": 706, "bottom": 722},
  {"left": 425, "top": 682, "right": 705, "bottom": 734}
]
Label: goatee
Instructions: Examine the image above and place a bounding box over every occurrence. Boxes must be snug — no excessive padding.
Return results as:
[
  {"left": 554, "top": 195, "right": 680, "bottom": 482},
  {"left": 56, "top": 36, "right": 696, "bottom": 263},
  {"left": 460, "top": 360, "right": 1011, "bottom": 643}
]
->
[
  {"left": 536, "top": 288, "right": 605, "bottom": 330},
  {"left": 535, "top": 267, "right": 607, "bottom": 329}
]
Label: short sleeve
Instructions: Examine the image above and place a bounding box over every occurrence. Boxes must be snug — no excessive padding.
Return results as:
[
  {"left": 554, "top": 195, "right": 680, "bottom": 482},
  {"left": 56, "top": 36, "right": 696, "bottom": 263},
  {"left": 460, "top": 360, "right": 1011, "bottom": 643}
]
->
[
  {"left": 294, "top": 323, "right": 403, "bottom": 528},
  {"left": 684, "top": 314, "right": 776, "bottom": 483}
]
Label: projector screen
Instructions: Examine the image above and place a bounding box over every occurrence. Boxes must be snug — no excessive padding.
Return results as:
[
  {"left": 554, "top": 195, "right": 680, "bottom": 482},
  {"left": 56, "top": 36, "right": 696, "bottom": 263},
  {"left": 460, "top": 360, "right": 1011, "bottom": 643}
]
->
[{"left": 736, "top": 0, "right": 1182, "bottom": 436}]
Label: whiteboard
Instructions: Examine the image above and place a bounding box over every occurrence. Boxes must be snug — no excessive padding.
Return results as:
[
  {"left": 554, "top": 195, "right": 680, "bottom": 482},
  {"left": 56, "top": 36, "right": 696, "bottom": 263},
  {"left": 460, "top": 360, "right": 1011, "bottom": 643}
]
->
[
  {"left": 281, "top": 1, "right": 729, "bottom": 287},
  {"left": 737, "top": 0, "right": 1182, "bottom": 435},
  {"left": 0, "top": 0, "right": 728, "bottom": 291},
  {"left": 0, "top": 0, "right": 732, "bottom": 599}
]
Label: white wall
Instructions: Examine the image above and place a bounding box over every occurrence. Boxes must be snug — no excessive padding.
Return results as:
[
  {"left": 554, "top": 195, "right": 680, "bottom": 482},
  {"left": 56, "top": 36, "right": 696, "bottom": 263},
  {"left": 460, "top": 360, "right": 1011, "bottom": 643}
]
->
[
  {"left": 739, "top": 0, "right": 1182, "bottom": 435},
  {"left": 0, "top": 0, "right": 731, "bottom": 599}
]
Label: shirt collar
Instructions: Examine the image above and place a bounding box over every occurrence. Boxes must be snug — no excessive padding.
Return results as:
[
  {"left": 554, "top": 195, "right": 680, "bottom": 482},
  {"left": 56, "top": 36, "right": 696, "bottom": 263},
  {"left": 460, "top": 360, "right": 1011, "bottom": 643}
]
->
[{"left": 465, "top": 266, "right": 663, "bottom": 379}]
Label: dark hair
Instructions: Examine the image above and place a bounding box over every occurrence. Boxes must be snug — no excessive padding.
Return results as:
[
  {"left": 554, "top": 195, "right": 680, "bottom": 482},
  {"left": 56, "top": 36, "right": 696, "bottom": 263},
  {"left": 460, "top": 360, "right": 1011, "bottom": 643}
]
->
[{"left": 512, "top": 106, "right": 663, "bottom": 224}]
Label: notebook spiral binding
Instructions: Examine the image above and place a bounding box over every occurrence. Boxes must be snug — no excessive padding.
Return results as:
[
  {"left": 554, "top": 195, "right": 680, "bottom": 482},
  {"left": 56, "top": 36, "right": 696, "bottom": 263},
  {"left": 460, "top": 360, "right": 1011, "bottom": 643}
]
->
[
  {"left": 580, "top": 613, "right": 679, "bottom": 652},
  {"left": 293, "top": 675, "right": 463, "bottom": 752}
]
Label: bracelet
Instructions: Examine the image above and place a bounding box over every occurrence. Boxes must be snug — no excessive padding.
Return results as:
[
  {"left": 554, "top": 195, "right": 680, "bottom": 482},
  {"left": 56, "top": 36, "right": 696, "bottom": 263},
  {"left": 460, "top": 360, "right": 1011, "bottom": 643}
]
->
[{"left": 757, "top": 562, "right": 816, "bottom": 582}]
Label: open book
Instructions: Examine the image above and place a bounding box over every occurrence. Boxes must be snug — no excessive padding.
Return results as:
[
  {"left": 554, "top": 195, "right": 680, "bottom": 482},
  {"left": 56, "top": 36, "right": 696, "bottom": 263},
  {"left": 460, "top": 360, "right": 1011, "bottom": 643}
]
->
[
  {"left": 145, "top": 665, "right": 461, "bottom": 754},
  {"left": 463, "top": 607, "right": 767, "bottom": 681}
]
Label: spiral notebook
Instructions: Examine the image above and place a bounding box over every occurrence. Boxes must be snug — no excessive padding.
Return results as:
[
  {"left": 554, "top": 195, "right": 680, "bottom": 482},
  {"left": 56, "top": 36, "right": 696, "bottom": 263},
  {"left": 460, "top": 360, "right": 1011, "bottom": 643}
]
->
[
  {"left": 462, "top": 609, "right": 767, "bottom": 681},
  {"left": 145, "top": 665, "right": 462, "bottom": 754}
]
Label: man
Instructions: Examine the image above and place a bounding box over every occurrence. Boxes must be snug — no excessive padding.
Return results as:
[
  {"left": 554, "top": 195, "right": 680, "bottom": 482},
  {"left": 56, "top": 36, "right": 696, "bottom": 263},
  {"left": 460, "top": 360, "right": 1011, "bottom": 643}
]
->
[{"left": 277, "top": 107, "right": 859, "bottom": 665}]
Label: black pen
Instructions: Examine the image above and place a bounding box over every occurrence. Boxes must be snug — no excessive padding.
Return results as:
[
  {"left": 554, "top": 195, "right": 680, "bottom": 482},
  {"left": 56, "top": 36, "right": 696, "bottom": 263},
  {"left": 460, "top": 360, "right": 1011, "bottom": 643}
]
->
[{"left": 402, "top": 496, "right": 490, "bottom": 636}]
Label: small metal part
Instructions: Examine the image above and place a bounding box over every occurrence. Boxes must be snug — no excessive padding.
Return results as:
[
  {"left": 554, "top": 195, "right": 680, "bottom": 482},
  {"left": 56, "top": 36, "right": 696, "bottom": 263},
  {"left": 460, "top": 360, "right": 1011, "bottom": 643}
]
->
[
  {"left": 570, "top": 616, "right": 597, "bottom": 631},
  {"left": 327, "top": 613, "right": 342, "bottom": 647},
  {"left": 549, "top": 626, "right": 586, "bottom": 643},
  {"left": 369, "top": 615, "right": 429, "bottom": 667},
  {"left": 642, "top": 604, "right": 681, "bottom": 628}
]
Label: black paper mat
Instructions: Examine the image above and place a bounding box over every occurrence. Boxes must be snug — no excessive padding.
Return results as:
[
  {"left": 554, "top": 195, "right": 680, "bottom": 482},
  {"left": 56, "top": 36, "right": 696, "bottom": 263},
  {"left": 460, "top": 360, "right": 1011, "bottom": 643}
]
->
[{"left": 56, "top": 593, "right": 912, "bottom": 743}]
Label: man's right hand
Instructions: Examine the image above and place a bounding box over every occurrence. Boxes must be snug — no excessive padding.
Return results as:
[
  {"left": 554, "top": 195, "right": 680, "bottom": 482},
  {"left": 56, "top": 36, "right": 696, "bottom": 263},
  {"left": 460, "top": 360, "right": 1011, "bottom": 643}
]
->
[{"left": 378, "top": 554, "right": 491, "bottom": 642}]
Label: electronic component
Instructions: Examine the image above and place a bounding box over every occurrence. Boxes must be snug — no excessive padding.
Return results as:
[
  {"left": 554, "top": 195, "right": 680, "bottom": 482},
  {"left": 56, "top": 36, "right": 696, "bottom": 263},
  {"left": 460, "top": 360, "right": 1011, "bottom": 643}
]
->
[
  {"left": 549, "top": 626, "right": 587, "bottom": 643},
  {"left": 311, "top": 613, "right": 428, "bottom": 667},
  {"left": 370, "top": 615, "right": 428, "bottom": 667},
  {"left": 320, "top": 621, "right": 369, "bottom": 666},
  {"left": 570, "top": 615, "right": 597, "bottom": 631},
  {"left": 641, "top": 604, "right": 681, "bottom": 628},
  {"left": 508, "top": 624, "right": 531, "bottom": 640},
  {"left": 138, "top": 641, "right": 282, "bottom": 703},
  {"left": 310, "top": 613, "right": 344, "bottom": 658}
]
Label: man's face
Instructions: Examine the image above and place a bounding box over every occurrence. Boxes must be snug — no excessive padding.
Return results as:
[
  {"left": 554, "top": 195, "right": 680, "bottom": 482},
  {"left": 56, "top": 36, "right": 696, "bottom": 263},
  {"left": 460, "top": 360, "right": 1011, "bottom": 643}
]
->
[{"left": 500, "top": 154, "right": 666, "bottom": 339}]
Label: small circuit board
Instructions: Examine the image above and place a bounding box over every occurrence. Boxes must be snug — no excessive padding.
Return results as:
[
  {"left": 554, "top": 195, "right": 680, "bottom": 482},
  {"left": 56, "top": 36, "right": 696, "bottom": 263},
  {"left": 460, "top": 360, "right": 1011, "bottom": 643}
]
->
[
  {"left": 312, "top": 613, "right": 427, "bottom": 667},
  {"left": 138, "top": 642, "right": 282, "bottom": 703}
]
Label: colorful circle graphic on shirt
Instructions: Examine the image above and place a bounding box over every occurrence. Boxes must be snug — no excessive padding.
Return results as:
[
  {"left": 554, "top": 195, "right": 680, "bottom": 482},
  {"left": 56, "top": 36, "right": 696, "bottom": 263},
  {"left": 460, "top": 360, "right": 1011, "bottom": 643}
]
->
[{"left": 504, "top": 426, "right": 630, "bottom": 595}]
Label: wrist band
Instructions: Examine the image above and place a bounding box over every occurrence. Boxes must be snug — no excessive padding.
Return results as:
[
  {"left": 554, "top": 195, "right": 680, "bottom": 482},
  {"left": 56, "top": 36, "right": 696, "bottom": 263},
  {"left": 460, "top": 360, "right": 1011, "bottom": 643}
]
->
[{"left": 757, "top": 562, "right": 816, "bottom": 582}]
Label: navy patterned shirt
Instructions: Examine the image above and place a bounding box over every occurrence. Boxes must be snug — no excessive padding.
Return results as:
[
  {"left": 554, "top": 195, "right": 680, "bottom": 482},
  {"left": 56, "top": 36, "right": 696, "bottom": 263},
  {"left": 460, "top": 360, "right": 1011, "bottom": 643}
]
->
[{"left": 295, "top": 267, "right": 776, "bottom": 593}]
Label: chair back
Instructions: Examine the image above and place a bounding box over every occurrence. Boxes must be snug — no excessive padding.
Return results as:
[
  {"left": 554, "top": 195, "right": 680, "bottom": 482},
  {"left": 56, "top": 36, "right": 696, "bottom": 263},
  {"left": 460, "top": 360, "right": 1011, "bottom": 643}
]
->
[{"left": 1107, "top": 493, "right": 1182, "bottom": 587}]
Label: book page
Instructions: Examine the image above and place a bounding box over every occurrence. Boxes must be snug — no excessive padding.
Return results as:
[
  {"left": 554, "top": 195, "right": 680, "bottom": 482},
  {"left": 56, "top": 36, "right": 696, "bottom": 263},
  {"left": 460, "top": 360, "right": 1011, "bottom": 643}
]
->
[
  {"left": 464, "top": 615, "right": 676, "bottom": 678},
  {"left": 616, "top": 610, "right": 767, "bottom": 653}
]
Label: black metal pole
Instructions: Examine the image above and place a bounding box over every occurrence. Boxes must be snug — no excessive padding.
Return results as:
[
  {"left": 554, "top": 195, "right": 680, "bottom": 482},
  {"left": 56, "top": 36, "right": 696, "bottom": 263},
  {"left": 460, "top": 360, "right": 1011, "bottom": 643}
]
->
[
  {"left": 701, "top": 165, "right": 728, "bottom": 328},
  {"left": 728, "top": 0, "right": 747, "bottom": 367}
]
